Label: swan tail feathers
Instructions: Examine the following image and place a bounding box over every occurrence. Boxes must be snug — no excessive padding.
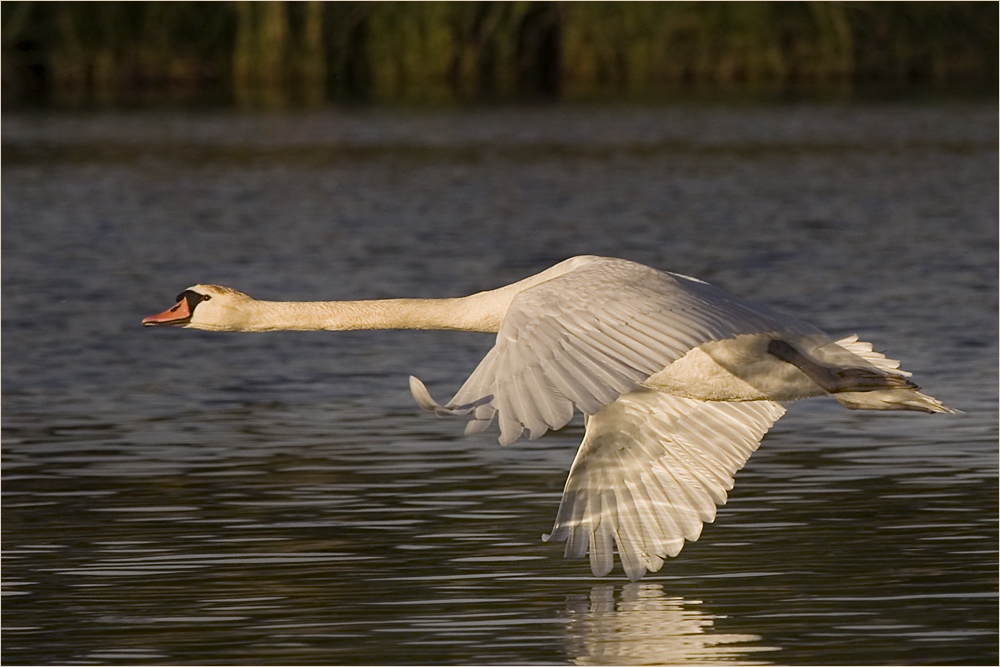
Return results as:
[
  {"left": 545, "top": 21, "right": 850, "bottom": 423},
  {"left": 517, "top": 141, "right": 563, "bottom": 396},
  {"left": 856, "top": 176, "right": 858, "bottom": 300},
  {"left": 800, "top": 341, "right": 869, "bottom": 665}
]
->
[
  {"left": 828, "top": 337, "right": 959, "bottom": 414},
  {"left": 831, "top": 334, "right": 911, "bottom": 377}
]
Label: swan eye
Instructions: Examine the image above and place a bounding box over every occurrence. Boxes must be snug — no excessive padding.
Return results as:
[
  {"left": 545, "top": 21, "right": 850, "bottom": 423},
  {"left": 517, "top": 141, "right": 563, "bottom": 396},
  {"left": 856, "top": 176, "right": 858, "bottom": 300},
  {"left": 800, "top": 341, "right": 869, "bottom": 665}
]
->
[{"left": 176, "top": 290, "right": 211, "bottom": 308}]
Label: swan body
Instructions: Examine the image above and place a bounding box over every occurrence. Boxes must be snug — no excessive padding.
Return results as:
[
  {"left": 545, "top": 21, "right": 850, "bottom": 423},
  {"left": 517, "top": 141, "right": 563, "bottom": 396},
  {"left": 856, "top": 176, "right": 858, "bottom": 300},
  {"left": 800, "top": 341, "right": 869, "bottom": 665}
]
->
[{"left": 144, "top": 255, "right": 955, "bottom": 580}]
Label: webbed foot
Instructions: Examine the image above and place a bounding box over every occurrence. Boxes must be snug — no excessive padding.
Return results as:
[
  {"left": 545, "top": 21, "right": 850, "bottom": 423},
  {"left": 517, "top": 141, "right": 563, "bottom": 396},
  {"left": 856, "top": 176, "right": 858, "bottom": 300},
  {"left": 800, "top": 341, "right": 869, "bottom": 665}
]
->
[{"left": 767, "top": 339, "right": 920, "bottom": 394}]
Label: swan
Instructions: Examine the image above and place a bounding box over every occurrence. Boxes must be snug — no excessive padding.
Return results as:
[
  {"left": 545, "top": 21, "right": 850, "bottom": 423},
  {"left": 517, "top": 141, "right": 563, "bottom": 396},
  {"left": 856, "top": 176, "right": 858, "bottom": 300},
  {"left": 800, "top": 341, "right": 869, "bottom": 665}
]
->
[{"left": 143, "top": 255, "right": 956, "bottom": 580}]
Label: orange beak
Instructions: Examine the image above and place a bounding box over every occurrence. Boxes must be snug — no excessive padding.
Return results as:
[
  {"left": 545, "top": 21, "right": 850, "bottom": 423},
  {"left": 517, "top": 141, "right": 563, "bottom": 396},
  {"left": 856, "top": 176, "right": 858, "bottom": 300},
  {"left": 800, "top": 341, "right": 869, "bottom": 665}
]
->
[{"left": 142, "top": 297, "right": 192, "bottom": 327}]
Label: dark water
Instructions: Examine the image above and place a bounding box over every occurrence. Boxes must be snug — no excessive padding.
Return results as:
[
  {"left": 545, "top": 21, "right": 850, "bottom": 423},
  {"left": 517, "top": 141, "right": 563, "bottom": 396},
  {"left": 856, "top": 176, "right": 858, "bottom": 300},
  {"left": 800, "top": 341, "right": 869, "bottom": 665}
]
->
[{"left": 3, "top": 103, "right": 997, "bottom": 665}]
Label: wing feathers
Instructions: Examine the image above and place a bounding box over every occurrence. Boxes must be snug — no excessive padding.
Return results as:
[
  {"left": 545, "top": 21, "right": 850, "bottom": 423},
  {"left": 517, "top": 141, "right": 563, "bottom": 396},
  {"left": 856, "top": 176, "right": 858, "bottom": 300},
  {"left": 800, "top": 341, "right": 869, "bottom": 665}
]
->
[
  {"left": 589, "top": 495, "right": 615, "bottom": 577},
  {"left": 546, "top": 389, "right": 786, "bottom": 580},
  {"left": 414, "top": 257, "right": 816, "bottom": 447}
]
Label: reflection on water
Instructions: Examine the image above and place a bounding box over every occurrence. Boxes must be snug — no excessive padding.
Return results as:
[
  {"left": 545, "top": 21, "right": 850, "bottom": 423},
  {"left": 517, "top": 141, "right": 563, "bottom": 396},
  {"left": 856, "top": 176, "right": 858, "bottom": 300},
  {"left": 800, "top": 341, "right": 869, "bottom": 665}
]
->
[
  {"left": 2, "top": 103, "right": 997, "bottom": 665},
  {"left": 565, "top": 583, "right": 776, "bottom": 665}
]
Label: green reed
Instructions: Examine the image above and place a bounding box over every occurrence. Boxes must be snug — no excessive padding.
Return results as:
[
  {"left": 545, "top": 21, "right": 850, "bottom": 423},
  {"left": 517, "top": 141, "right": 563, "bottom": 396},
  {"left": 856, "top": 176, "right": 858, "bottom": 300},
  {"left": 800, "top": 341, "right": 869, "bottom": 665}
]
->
[{"left": 2, "top": 1, "right": 995, "bottom": 106}]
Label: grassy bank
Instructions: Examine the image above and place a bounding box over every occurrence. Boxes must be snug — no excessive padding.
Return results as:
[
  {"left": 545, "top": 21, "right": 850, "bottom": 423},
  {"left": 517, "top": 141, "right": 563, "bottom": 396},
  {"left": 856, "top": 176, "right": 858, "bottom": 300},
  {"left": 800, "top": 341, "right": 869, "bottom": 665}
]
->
[{"left": 2, "top": 1, "right": 996, "bottom": 106}]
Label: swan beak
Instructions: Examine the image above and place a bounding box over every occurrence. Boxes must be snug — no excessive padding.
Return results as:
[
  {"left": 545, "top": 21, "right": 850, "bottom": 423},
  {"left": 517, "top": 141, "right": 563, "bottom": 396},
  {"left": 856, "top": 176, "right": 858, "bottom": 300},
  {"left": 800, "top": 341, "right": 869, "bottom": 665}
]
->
[{"left": 142, "top": 298, "right": 191, "bottom": 327}]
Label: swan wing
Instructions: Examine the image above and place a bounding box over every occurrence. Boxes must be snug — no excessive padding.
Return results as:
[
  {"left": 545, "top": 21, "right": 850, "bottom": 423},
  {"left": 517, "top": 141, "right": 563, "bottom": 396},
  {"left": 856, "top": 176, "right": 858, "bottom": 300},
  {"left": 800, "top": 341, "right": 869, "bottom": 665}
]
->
[
  {"left": 544, "top": 389, "right": 786, "bottom": 580},
  {"left": 413, "top": 257, "right": 815, "bottom": 445}
]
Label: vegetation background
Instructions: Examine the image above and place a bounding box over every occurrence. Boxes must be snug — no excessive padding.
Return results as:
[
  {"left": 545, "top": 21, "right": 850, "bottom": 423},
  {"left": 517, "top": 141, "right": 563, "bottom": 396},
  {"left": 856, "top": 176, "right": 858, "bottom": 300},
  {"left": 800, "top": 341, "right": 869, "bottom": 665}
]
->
[{"left": 2, "top": 1, "right": 997, "bottom": 108}]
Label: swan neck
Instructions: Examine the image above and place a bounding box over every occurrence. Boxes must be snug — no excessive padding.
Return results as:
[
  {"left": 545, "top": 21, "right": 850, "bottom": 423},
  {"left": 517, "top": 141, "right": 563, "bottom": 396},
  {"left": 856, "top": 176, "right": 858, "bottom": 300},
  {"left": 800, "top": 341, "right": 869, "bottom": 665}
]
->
[
  {"left": 246, "top": 296, "right": 502, "bottom": 332},
  {"left": 217, "top": 257, "right": 600, "bottom": 333}
]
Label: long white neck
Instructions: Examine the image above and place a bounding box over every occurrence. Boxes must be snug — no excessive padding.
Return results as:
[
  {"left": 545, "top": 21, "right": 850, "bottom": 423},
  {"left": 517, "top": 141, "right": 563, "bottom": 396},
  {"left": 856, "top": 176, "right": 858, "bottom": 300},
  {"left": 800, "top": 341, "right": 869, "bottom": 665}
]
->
[
  {"left": 241, "top": 294, "right": 504, "bottom": 333},
  {"left": 201, "top": 255, "right": 599, "bottom": 334}
]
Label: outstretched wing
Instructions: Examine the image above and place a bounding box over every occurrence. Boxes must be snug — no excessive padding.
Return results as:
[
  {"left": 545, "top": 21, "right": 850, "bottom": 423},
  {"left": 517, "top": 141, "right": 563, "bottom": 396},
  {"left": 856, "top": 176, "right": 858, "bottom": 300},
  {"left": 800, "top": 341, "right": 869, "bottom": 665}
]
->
[
  {"left": 412, "top": 257, "right": 816, "bottom": 445},
  {"left": 544, "top": 389, "right": 786, "bottom": 581}
]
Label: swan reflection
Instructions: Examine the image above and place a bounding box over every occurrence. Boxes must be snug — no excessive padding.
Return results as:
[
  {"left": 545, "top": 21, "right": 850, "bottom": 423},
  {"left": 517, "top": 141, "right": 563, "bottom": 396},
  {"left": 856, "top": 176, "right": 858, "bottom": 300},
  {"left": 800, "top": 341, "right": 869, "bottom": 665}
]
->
[{"left": 563, "top": 583, "right": 777, "bottom": 665}]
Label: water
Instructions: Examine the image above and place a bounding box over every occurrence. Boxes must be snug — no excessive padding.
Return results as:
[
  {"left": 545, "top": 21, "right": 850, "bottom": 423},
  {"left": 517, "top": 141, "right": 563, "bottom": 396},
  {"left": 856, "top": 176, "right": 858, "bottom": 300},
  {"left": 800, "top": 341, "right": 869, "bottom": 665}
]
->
[{"left": 3, "top": 103, "right": 997, "bottom": 665}]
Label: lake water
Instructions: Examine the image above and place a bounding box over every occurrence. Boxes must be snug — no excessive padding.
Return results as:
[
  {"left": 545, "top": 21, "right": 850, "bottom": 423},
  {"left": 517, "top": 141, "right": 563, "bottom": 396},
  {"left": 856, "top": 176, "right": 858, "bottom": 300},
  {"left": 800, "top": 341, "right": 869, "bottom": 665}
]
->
[{"left": 2, "top": 103, "right": 997, "bottom": 665}]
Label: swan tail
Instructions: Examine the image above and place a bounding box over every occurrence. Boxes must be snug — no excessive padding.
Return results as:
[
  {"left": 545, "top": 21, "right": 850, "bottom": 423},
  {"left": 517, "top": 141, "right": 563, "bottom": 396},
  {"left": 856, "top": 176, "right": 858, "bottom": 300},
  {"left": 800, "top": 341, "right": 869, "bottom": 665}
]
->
[
  {"left": 828, "top": 336, "right": 960, "bottom": 414},
  {"left": 831, "top": 334, "right": 911, "bottom": 376}
]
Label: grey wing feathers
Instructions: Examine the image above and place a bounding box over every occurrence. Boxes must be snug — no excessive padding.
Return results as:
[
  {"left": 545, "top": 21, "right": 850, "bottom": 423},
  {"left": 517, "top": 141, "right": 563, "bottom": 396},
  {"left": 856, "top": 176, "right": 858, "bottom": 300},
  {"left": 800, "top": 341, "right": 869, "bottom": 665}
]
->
[
  {"left": 411, "top": 257, "right": 815, "bottom": 446},
  {"left": 543, "top": 389, "right": 787, "bottom": 580}
]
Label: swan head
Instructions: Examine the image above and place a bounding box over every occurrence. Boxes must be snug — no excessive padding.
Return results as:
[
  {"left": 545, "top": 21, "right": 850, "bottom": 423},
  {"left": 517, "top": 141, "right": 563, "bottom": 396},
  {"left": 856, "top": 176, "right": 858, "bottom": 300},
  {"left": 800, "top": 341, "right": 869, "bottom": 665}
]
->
[{"left": 142, "top": 284, "right": 255, "bottom": 331}]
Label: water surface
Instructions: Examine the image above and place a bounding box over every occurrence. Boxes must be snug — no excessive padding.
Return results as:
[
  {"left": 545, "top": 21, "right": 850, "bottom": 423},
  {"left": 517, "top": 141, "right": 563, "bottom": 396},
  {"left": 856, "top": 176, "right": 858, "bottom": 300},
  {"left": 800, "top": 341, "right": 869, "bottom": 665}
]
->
[{"left": 3, "top": 103, "right": 997, "bottom": 665}]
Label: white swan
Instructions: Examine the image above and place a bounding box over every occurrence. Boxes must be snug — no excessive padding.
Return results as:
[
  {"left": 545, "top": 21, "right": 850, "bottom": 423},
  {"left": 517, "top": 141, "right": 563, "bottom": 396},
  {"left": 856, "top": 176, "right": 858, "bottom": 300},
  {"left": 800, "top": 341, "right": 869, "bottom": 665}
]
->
[{"left": 143, "top": 255, "right": 955, "bottom": 580}]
